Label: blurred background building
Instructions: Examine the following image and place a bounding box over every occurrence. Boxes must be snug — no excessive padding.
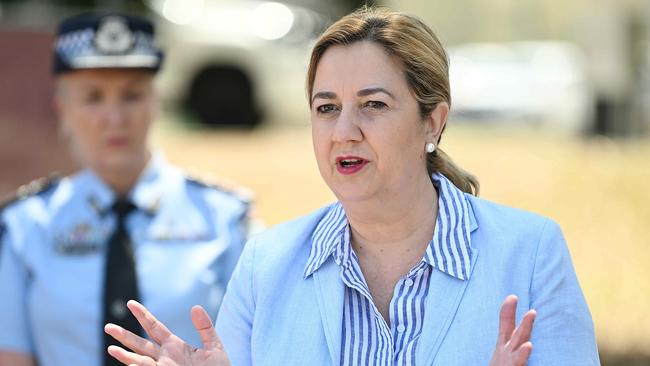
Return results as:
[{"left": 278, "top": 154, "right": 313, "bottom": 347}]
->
[{"left": 1, "top": 0, "right": 649, "bottom": 364}]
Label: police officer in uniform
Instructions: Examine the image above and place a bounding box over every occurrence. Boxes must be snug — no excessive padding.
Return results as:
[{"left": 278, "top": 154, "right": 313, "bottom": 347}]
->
[{"left": 0, "top": 11, "right": 252, "bottom": 366}]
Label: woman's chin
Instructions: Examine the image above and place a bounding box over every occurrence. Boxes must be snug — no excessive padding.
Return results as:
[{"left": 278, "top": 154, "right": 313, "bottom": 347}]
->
[{"left": 331, "top": 187, "right": 377, "bottom": 205}]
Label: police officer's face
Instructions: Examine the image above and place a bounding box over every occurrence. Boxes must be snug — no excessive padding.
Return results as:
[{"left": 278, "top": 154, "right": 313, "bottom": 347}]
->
[
  {"left": 310, "top": 41, "right": 446, "bottom": 203},
  {"left": 56, "top": 69, "right": 156, "bottom": 173}
]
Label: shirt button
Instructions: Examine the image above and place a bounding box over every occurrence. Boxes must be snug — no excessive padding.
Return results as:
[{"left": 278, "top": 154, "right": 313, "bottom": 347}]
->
[
  {"left": 111, "top": 300, "right": 128, "bottom": 319},
  {"left": 417, "top": 268, "right": 425, "bottom": 276},
  {"left": 404, "top": 278, "right": 414, "bottom": 287},
  {"left": 397, "top": 324, "right": 406, "bottom": 333}
]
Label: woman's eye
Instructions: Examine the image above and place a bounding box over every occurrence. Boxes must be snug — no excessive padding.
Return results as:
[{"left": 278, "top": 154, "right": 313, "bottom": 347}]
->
[
  {"left": 316, "top": 104, "right": 338, "bottom": 114},
  {"left": 365, "top": 100, "right": 387, "bottom": 109}
]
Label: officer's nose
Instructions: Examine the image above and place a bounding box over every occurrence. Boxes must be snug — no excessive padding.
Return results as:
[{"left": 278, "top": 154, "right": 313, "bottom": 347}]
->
[
  {"left": 332, "top": 107, "right": 362, "bottom": 143},
  {"left": 104, "top": 103, "right": 128, "bottom": 126}
]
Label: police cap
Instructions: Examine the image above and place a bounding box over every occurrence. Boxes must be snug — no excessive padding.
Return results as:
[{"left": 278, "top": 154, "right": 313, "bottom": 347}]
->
[{"left": 53, "top": 11, "right": 164, "bottom": 74}]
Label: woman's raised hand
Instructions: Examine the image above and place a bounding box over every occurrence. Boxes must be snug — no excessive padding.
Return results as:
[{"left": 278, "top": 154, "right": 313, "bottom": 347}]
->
[
  {"left": 104, "top": 300, "right": 230, "bottom": 366},
  {"left": 489, "top": 295, "right": 537, "bottom": 366},
  {"left": 107, "top": 296, "right": 535, "bottom": 366}
]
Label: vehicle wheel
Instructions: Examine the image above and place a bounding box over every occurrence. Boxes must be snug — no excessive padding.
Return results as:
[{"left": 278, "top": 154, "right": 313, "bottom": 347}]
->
[{"left": 186, "top": 66, "right": 262, "bottom": 128}]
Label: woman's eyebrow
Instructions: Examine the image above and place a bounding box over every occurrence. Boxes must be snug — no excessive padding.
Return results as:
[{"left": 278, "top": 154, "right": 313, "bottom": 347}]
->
[
  {"left": 311, "top": 88, "right": 395, "bottom": 104},
  {"left": 357, "top": 87, "right": 394, "bottom": 99},
  {"left": 311, "top": 91, "right": 337, "bottom": 104}
]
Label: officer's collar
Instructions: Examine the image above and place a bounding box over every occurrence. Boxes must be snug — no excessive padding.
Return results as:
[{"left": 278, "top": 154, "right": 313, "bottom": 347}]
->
[
  {"left": 129, "top": 152, "right": 168, "bottom": 215},
  {"left": 82, "top": 152, "right": 168, "bottom": 216}
]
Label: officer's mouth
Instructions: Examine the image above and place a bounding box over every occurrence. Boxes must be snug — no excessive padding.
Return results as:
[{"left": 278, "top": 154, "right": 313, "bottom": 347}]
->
[{"left": 106, "top": 136, "right": 129, "bottom": 147}]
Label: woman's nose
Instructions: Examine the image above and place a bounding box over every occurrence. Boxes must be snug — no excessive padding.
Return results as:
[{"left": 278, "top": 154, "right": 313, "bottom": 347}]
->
[{"left": 332, "top": 107, "right": 362, "bottom": 143}]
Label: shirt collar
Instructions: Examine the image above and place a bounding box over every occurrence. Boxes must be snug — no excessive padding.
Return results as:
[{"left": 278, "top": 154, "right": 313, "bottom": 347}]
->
[
  {"left": 303, "top": 202, "right": 347, "bottom": 278},
  {"left": 129, "top": 152, "right": 170, "bottom": 215},
  {"left": 425, "top": 172, "right": 474, "bottom": 280},
  {"left": 77, "top": 152, "right": 170, "bottom": 216},
  {"left": 304, "top": 172, "right": 474, "bottom": 281}
]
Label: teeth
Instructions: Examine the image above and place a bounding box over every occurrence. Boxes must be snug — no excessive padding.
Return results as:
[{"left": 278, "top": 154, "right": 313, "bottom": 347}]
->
[{"left": 340, "top": 158, "right": 362, "bottom": 166}]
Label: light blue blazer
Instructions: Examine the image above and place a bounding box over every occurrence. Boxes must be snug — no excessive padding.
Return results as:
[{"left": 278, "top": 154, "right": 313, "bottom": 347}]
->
[{"left": 215, "top": 195, "right": 600, "bottom": 365}]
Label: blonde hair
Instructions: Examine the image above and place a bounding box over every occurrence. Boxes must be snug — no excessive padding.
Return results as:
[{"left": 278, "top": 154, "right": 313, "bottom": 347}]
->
[{"left": 306, "top": 7, "right": 479, "bottom": 195}]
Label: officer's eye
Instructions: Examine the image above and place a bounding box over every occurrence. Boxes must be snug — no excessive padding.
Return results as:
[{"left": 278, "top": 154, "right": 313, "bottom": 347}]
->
[
  {"left": 123, "top": 90, "right": 145, "bottom": 102},
  {"left": 315, "top": 104, "right": 339, "bottom": 114},
  {"left": 84, "top": 91, "right": 103, "bottom": 104}
]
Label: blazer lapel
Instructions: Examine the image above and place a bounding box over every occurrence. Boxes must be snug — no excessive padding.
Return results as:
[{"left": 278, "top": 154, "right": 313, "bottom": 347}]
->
[
  {"left": 312, "top": 257, "right": 345, "bottom": 365},
  {"left": 417, "top": 247, "right": 480, "bottom": 364}
]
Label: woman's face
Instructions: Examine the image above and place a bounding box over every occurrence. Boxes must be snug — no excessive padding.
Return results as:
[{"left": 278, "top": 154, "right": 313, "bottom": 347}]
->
[
  {"left": 311, "top": 41, "right": 445, "bottom": 203},
  {"left": 56, "top": 68, "right": 156, "bottom": 174}
]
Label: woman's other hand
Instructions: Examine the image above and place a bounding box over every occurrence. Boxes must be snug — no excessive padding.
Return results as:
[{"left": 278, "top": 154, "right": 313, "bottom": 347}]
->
[
  {"left": 489, "top": 295, "right": 537, "bottom": 366},
  {"left": 104, "top": 300, "right": 230, "bottom": 366}
]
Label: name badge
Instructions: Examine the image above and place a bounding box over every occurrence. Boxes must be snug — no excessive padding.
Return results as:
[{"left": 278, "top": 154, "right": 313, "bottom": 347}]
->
[{"left": 54, "top": 223, "right": 108, "bottom": 256}]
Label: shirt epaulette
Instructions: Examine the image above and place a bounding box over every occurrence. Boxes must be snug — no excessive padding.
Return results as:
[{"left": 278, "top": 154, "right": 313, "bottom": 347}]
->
[
  {"left": 0, "top": 174, "right": 61, "bottom": 211},
  {"left": 183, "top": 170, "right": 255, "bottom": 204}
]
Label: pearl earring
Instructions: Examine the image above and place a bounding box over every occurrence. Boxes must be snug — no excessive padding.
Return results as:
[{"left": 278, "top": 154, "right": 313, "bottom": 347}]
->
[{"left": 425, "top": 142, "right": 436, "bottom": 153}]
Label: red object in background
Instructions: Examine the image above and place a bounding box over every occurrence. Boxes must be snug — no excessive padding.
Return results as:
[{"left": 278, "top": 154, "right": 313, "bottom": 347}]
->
[{"left": 0, "top": 28, "right": 77, "bottom": 199}]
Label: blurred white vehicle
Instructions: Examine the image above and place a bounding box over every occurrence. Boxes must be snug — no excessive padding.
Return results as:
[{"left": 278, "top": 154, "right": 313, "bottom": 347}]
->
[
  {"left": 449, "top": 41, "right": 595, "bottom": 134},
  {"left": 146, "top": 0, "right": 325, "bottom": 127}
]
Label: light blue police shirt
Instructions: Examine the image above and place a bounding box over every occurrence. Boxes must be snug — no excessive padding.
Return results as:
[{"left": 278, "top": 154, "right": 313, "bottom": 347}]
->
[{"left": 0, "top": 154, "right": 251, "bottom": 366}]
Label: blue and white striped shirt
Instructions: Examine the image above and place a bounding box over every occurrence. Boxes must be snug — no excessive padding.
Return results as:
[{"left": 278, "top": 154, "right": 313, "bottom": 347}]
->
[{"left": 304, "top": 173, "right": 473, "bottom": 365}]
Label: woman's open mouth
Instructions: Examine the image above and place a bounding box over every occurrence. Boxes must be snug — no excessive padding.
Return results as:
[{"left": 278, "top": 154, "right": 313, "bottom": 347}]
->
[{"left": 335, "top": 156, "right": 369, "bottom": 175}]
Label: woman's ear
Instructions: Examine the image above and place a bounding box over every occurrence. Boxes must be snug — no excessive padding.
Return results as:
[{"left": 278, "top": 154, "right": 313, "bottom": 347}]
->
[{"left": 424, "top": 102, "right": 449, "bottom": 143}]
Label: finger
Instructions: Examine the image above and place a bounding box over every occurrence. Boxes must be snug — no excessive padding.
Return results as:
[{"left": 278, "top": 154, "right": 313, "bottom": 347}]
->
[
  {"left": 509, "top": 309, "right": 537, "bottom": 349},
  {"left": 127, "top": 300, "right": 173, "bottom": 345},
  {"left": 107, "top": 345, "right": 157, "bottom": 366},
  {"left": 497, "top": 295, "right": 518, "bottom": 345},
  {"left": 104, "top": 323, "right": 160, "bottom": 359},
  {"left": 513, "top": 341, "right": 533, "bottom": 365},
  {"left": 191, "top": 305, "right": 225, "bottom": 350}
]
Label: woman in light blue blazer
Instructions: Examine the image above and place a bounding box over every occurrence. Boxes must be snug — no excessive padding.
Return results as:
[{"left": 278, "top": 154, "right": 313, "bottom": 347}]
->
[{"left": 105, "top": 7, "right": 599, "bottom": 366}]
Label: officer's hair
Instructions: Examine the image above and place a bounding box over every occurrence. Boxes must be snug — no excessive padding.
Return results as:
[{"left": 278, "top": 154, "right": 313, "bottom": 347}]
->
[{"left": 306, "top": 7, "right": 479, "bottom": 196}]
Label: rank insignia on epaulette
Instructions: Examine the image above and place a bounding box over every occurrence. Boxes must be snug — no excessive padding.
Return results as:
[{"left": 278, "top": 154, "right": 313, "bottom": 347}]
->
[
  {"left": 54, "top": 222, "right": 108, "bottom": 256},
  {"left": 184, "top": 168, "right": 255, "bottom": 203},
  {"left": 0, "top": 174, "right": 61, "bottom": 210}
]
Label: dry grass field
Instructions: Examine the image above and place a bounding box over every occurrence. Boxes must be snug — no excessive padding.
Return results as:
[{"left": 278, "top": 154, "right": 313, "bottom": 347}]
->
[{"left": 153, "top": 116, "right": 650, "bottom": 362}]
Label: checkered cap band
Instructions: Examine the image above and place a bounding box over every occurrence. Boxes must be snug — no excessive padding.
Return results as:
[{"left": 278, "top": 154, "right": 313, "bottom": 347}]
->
[{"left": 53, "top": 12, "right": 163, "bottom": 74}]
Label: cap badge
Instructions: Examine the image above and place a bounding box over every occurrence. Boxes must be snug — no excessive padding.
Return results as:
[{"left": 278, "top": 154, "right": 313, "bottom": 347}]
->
[{"left": 94, "top": 16, "right": 134, "bottom": 54}]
